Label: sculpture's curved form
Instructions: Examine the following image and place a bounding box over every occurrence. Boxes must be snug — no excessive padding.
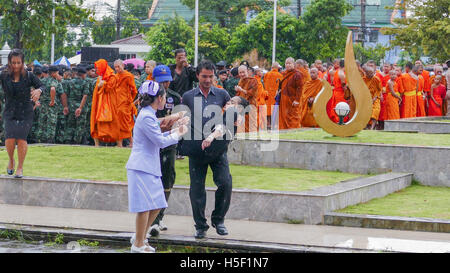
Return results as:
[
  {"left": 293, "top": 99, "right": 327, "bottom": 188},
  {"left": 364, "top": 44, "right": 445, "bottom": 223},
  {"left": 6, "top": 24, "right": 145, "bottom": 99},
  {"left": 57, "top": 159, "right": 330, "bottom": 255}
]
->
[{"left": 312, "top": 31, "right": 373, "bottom": 137}]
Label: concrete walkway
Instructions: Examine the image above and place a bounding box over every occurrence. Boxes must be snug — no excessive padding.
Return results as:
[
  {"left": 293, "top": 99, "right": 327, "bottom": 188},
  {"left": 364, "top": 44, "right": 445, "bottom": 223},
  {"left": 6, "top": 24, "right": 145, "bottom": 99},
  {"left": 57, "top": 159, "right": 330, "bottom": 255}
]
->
[{"left": 0, "top": 204, "right": 449, "bottom": 253}]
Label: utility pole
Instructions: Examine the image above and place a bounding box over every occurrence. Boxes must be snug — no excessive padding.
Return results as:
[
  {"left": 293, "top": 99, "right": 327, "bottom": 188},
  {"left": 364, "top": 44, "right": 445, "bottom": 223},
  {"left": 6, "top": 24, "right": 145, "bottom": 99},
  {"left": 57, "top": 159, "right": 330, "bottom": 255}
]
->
[
  {"left": 194, "top": 0, "right": 199, "bottom": 67},
  {"left": 297, "top": 0, "right": 301, "bottom": 18},
  {"left": 116, "top": 0, "right": 121, "bottom": 40},
  {"left": 272, "top": 0, "right": 277, "bottom": 64},
  {"left": 51, "top": 0, "right": 55, "bottom": 64},
  {"left": 361, "top": 0, "right": 366, "bottom": 47}
]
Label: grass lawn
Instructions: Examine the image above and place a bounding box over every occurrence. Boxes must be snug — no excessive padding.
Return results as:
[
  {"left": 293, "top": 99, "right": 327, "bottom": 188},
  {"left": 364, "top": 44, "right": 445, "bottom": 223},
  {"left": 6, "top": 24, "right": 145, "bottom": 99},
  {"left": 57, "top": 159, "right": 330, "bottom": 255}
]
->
[
  {"left": 0, "top": 145, "right": 361, "bottom": 192},
  {"left": 255, "top": 129, "right": 450, "bottom": 147},
  {"left": 337, "top": 183, "right": 450, "bottom": 220}
]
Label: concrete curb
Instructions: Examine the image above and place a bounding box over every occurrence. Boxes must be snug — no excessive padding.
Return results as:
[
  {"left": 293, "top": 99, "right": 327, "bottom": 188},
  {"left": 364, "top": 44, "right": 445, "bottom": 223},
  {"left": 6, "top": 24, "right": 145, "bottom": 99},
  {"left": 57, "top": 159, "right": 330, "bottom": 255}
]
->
[
  {"left": 0, "top": 223, "right": 381, "bottom": 253},
  {"left": 324, "top": 212, "right": 450, "bottom": 233}
]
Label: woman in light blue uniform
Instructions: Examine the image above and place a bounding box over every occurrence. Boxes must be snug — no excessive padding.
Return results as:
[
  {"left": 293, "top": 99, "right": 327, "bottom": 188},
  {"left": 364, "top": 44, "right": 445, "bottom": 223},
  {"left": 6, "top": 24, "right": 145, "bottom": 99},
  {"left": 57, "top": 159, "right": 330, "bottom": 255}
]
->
[{"left": 126, "top": 80, "right": 188, "bottom": 253}]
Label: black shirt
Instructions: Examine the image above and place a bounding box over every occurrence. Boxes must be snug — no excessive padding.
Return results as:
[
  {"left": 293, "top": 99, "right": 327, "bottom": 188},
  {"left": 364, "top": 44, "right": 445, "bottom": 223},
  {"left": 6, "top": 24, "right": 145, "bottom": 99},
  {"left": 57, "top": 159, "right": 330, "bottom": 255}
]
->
[
  {"left": 180, "top": 86, "right": 231, "bottom": 158},
  {"left": 0, "top": 71, "right": 42, "bottom": 120},
  {"left": 169, "top": 64, "right": 198, "bottom": 97}
]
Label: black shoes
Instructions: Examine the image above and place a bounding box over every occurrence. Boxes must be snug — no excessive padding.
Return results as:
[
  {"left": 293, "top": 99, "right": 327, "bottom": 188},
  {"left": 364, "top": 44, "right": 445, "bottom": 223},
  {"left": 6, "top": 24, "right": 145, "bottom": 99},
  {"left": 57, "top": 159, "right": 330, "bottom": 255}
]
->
[
  {"left": 6, "top": 167, "right": 14, "bottom": 175},
  {"left": 212, "top": 223, "right": 229, "bottom": 236},
  {"left": 194, "top": 229, "right": 208, "bottom": 239}
]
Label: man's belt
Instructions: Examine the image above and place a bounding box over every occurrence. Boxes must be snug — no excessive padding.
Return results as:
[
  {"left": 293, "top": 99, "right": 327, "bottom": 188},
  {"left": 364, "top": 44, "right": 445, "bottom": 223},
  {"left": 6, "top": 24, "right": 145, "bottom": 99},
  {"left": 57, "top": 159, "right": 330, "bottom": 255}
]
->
[
  {"left": 395, "top": 92, "right": 401, "bottom": 97},
  {"left": 417, "top": 91, "right": 423, "bottom": 96},
  {"left": 404, "top": 90, "right": 416, "bottom": 96}
]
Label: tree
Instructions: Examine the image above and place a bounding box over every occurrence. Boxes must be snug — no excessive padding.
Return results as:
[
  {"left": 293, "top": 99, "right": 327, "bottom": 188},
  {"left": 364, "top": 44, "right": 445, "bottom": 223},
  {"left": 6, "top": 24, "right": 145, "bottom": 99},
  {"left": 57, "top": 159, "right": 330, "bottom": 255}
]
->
[
  {"left": 226, "top": 11, "right": 301, "bottom": 65},
  {"left": 145, "top": 15, "right": 194, "bottom": 64},
  {"left": 180, "top": 0, "right": 290, "bottom": 29},
  {"left": 296, "top": 0, "right": 353, "bottom": 63},
  {"left": 381, "top": 0, "right": 450, "bottom": 63},
  {"left": 353, "top": 43, "right": 388, "bottom": 65},
  {"left": 91, "top": 16, "right": 117, "bottom": 45},
  {"left": 0, "top": 0, "right": 90, "bottom": 50},
  {"left": 122, "top": 15, "right": 145, "bottom": 38},
  {"left": 122, "top": 0, "right": 153, "bottom": 20},
  {"left": 186, "top": 23, "right": 230, "bottom": 64}
]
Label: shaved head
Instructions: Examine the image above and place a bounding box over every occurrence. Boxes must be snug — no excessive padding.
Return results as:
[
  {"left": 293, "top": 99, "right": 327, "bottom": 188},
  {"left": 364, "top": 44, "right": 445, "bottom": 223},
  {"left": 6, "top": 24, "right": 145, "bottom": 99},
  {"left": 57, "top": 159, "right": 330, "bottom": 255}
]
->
[
  {"left": 272, "top": 62, "right": 280, "bottom": 69},
  {"left": 310, "top": 68, "right": 319, "bottom": 80},
  {"left": 238, "top": 65, "right": 249, "bottom": 78},
  {"left": 114, "top": 59, "right": 124, "bottom": 73}
]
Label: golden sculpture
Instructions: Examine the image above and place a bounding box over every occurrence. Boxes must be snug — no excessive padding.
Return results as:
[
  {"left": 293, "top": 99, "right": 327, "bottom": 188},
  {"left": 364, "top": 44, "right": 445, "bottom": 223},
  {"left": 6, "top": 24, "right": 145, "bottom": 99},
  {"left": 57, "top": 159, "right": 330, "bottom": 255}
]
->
[{"left": 312, "top": 31, "right": 372, "bottom": 137}]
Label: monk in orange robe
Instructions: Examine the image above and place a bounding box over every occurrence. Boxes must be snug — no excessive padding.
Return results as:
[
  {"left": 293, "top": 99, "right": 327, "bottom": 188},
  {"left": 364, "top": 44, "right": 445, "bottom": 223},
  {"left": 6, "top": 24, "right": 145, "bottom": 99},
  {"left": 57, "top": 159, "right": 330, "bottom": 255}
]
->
[
  {"left": 254, "top": 68, "right": 268, "bottom": 130},
  {"left": 314, "top": 60, "right": 325, "bottom": 79},
  {"left": 114, "top": 59, "right": 138, "bottom": 147},
  {"left": 299, "top": 68, "right": 322, "bottom": 127},
  {"left": 235, "top": 65, "right": 259, "bottom": 132},
  {"left": 263, "top": 62, "right": 283, "bottom": 122},
  {"left": 428, "top": 75, "right": 447, "bottom": 116},
  {"left": 295, "top": 59, "right": 312, "bottom": 82},
  {"left": 430, "top": 65, "right": 448, "bottom": 115},
  {"left": 327, "top": 59, "right": 346, "bottom": 123},
  {"left": 278, "top": 57, "right": 304, "bottom": 130},
  {"left": 363, "top": 65, "right": 382, "bottom": 129},
  {"left": 385, "top": 70, "right": 402, "bottom": 120},
  {"left": 400, "top": 63, "right": 418, "bottom": 118},
  {"left": 375, "top": 63, "right": 391, "bottom": 124},
  {"left": 415, "top": 61, "right": 431, "bottom": 96},
  {"left": 413, "top": 66, "right": 426, "bottom": 117},
  {"left": 90, "top": 59, "right": 120, "bottom": 146}
]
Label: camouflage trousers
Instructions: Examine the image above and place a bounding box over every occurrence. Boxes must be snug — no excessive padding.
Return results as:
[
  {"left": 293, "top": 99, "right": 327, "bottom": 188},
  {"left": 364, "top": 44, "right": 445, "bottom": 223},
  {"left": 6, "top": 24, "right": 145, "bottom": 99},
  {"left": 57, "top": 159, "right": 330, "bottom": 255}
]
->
[
  {"left": 64, "top": 105, "right": 87, "bottom": 144},
  {"left": 36, "top": 105, "right": 58, "bottom": 144},
  {"left": 28, "top": 107, "right": 40, "bottom": 143},
  {"left": 55, "top": 109, "right": 67, "bottom": 144}
]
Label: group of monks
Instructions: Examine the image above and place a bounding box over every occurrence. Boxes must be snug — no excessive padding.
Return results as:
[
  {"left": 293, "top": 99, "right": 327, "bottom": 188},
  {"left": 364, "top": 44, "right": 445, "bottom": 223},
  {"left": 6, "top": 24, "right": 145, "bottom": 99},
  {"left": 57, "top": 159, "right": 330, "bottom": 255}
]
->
[
  {"left": 233, "top": 58, "right": 449, "bottom": 132},
  {"left": 90, "top": 59, "right": 139, "bottom": 147}
]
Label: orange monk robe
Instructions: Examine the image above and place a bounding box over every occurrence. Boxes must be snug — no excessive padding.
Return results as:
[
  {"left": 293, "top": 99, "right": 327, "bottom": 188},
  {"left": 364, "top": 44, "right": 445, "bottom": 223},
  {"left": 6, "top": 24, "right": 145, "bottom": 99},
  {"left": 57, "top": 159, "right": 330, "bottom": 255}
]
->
[
  {"left": 400, "top": 73, "right": 418, "bottom": 118},
  {"left": 299, "top": 68, "right": 312, "bottom": 83},
  {"left": 299, "top": 79, "right": 322, "bottom": 127},
  {"left": 90, "top": 60, "right": 120, "bottom": 143},
  {"left": 263, "top": 69, "right": 283, "bottom": 116},
  {"left": 116, "top": 70, "right": 138, "bottom": 140},
  {"left": 385, "top": 80, "right": 401, "bottom": 120},
  {"left": 255, "top": 76, "right": 268, "bottom": 129},
  {"left": 377, "top": 73, "right": 390, "bottom": 121},
  {"left": 146, "top": 73, "right": 153, "bottom": 81},
  {"left": 318, "top": 70, "right": 325, "bottom": 79},
  {"left": 363, "top": 76, "right": 382, "bottom": 121},
  {"left": 279, "top": 70, "right": 304, "bottom": 130},
  {"left": 430, "top": 75, "right": 448, "bottom": 115},
  {"left": 416, "top": 75, "right": 426, "bottom": 117},
  {"left": 327, "top": 69, "right": 346, "bottom": 123},
  {"left": 237, "top": 77, "right": 259, "bottom": 132}
]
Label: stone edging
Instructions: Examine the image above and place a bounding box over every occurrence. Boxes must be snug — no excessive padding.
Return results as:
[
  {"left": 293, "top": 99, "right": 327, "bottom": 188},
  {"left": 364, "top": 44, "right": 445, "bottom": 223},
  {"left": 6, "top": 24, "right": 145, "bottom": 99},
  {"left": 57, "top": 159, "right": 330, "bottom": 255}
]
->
[{"left": 324, "top": 212, "right": 450, "bottom": 233}]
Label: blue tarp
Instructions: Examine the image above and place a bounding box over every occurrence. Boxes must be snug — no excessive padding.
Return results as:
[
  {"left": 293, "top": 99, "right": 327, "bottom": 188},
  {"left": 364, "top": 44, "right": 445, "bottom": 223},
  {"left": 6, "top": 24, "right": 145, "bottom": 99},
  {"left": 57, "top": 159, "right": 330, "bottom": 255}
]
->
[
  {"left": 33, "top": 60, "right": 42, "bottom": 67},
  {"left": 54, "top": 56, "right": 71, "bottom": 67}
]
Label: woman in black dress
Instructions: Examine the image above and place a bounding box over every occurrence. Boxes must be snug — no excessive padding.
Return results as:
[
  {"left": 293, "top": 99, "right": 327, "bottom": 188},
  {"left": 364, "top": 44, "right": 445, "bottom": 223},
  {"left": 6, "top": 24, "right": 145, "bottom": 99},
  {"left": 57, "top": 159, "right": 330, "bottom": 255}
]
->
[{"left": 0, "top": 49, "right": 43, "bottom": 178}]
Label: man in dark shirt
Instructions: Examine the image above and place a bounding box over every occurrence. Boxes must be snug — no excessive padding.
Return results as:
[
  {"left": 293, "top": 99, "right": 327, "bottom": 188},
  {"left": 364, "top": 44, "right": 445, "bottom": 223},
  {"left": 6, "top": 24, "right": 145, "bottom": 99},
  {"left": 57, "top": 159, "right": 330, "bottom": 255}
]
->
[
  {"left": 181, "top": 60, "right": 232, "bottom": 239},
  {"left": 169, "top": 48, "right": 198, "bottom": 97}
]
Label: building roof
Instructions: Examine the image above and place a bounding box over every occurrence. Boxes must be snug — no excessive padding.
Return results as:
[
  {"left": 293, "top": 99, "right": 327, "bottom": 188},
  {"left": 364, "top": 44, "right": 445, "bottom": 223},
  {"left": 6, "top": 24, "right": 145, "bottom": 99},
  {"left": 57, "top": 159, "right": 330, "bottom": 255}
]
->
[
  {"left": 111, "top": 34, "right": 148, "bottom": 45},
  {"left": 142, "top": 0, "right": 400, "bottom": 28}
]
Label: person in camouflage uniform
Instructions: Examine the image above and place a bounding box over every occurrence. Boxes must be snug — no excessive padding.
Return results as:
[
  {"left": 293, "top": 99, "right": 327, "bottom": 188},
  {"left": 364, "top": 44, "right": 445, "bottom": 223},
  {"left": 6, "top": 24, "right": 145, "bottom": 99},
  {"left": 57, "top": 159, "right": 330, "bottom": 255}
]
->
[
  {"left": 224, "top": 67, "right": 239, "bottom": 97},
  {"left": 27, "top": 66, "right": 45, "bottom": 144},
  {"left": 36, "top": 66, "right": 65, "bottom": 143},
  {"left": 64, "top": 67, "right": 89, "bottom": 144},
  {"left": 55, "top": 69, "right": 70, "bottom": 143},
  {"left": 84, "top": 64, "right": 97, "bottom": 145}
]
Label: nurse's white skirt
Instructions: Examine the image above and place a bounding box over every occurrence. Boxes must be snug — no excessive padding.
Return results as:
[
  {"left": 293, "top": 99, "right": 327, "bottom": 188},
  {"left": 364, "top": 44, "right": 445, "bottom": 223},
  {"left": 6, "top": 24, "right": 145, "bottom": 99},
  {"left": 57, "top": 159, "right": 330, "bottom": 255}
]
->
[{"left": 127, "top": 169, "right": 168, "bottom": 213}]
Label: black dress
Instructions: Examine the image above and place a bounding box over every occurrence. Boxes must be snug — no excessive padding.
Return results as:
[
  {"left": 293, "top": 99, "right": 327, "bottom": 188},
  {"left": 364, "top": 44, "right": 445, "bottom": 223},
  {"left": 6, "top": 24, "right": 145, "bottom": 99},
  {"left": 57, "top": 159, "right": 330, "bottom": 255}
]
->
[{"left": 0, "top": 71, "right": 43, "bottom": 140}]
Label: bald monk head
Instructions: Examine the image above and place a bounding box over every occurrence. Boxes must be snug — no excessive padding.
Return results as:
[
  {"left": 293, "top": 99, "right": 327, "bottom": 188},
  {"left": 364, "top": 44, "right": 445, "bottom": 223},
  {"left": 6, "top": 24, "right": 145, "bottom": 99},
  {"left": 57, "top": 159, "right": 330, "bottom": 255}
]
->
[
  {"left": 395, "top": 67, "right": 403, "bottom": 76},
  {"left": 367, "top": 60, "right": 377, "bottom": 71},
  {"left": 363, "top": 65, "right": 375, "bottom": 78},
  {"left": 433, "top": 75, "right": 442, "bottom": 84},
  {"left": 412, "top": 65, "right": 421, "bottom": 76},
  {"left": 295, "top": 59, "right": 308, "bottom": 70},
  {"left": 145, "top": 60, "right": 156, "bottom": 75},
  {"left": 383, "top": 63, "right": 390, "bottom": 74},
  {"left": 285, "top": 57, "right": 295, "bottom": 72},
  {"left": 272, "top": 62, "right": 280, "bottom": 70},
  {"left": 310, "top": 68, "right": 319, "bottom": 80},
  {"left": 333, "top": 59, "right": 341, "bottom": 69},
  {"left": 114, "top": 59, "right": 125, "bottom": 73},
  {"left": 434, "top": 65, "right": 443, "bottom": 76},
  {"left": 415, "top": 60, "right": 423, "bottom": 66},
  {"left": 315, "top": 60, "right": 323, "bottom": 72},
  {"left": 389, "top": 69, "right": 397, "bottom": 80},
  {"left": 238, "top": 65, "right": 249, "bottom": 78}
]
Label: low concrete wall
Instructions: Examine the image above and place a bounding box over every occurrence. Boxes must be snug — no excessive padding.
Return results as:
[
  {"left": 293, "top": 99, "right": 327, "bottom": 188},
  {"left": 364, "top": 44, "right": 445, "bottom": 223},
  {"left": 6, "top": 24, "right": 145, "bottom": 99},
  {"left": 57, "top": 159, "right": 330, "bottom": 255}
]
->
[
  {"left": 385, "top": 117, "right": 450, "bottom": 134},
  {"left": 0, "top": 173, "right": 412, "bottom": 225},
  {"left": 324, "top": 212, "right": 450, "bottom": 233},
  {"left": 227, "top": 139, "right": 450, "bottom": 187}
]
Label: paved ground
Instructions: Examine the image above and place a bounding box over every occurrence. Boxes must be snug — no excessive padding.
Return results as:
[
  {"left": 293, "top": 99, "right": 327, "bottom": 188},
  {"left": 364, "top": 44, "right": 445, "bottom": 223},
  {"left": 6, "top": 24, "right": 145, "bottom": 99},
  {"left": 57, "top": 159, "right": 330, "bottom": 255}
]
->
[{"left": 0, "top": 204, "right": 449, "bottom": 253}]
